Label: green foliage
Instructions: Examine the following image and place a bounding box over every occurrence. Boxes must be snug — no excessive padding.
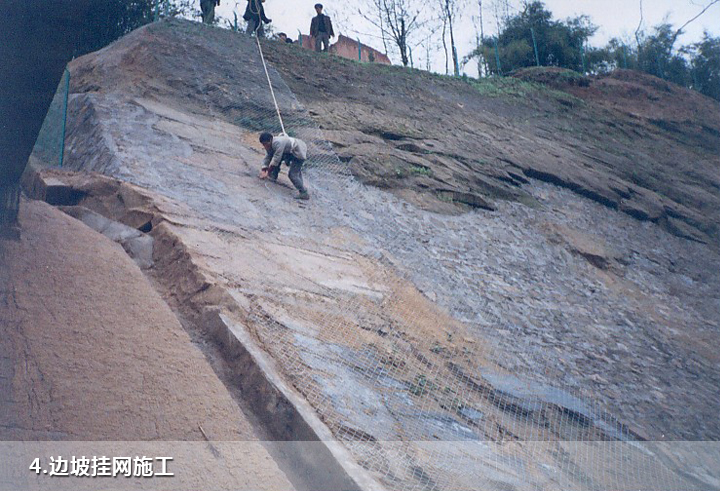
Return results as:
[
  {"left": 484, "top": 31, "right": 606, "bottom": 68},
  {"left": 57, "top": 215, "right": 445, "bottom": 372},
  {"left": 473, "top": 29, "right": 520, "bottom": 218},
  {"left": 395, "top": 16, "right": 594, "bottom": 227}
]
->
[
  {"left": 468, "top": 77, "right": 537, "bottom": 98},
  {"left": 410, "top": 165, "right": 433, "bottom": 176},
  {"left": 477, "top": 1, "right": 597, "bottom": 75},
  {"left": 75, "top": 0, "right": 194, "bottom": 56},
  {"left": 465, "top": 1, "right": 718, "bottom": 102},
  {"left": 636, "top": 24, "right": 690, "bottom": 87},
  {"left": 687, "top": 33, "right": 720, "bottom": 101},
  {"left": 600, "top": 27, "right": 719, "bottom": 101},
  {"left": 583, "top": 39, "right": 625, "bottom": 74}
]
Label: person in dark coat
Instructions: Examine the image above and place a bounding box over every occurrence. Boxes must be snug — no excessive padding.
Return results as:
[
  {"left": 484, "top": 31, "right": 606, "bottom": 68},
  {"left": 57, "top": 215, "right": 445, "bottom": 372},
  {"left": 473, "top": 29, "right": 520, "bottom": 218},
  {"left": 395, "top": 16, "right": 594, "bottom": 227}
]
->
[
  {"left": 310, "top": 3, "right": 334, "bottom": 52},
  {"left": 200, "top": 0, "right": 220, "bottom": 24},
  {"left": 243, "top": 0, "right": 272, "bottom": 36}
]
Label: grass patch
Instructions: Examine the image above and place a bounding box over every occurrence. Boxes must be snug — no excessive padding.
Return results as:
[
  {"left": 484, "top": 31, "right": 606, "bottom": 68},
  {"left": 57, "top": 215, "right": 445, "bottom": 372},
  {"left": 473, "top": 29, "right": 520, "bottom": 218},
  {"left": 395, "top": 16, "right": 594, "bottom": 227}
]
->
[
  {"left": 409, "top": 374, "right": 437, "bottom": 397},
  {"left": 468, "top": 77, "right": 539, "bottom": 98},
  {"left": 410, "top": 165, "right": 433, "bottom": 176},
  {"left": 437, "top": 192, "right": 455, "bottom": 203}
]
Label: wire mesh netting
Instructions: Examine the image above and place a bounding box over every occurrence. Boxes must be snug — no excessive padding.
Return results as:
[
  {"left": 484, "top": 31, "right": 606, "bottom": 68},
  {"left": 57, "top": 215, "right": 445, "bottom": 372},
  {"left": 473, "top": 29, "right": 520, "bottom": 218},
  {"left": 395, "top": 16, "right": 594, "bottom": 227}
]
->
[
  {"left": 39, "top": 19, "right": 719, "bottom": 491},
  {"left": 217, "top": 35, "right": 714, "bottom": 491},
  {"left": 31, "top": 69, "right": 70, "bottom": 169},
  {"left": 1, "top": 64, "right": 68, "bottom": 232}
]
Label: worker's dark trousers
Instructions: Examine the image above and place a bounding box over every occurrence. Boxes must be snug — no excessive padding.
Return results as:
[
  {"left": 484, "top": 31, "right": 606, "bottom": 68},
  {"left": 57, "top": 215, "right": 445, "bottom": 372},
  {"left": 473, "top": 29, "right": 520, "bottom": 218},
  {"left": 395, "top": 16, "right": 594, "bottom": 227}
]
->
[
  {"left": 269, "top": 155, "right": 307, "bottom": 193},
  {"left": 315, "top": 33, "right": 330, "bottom": 52},
  {"left": 201, "top": 2, "right": 215, "bottom": 24},
  {"left": 246, "top": 19, "right": 265, "bottom": 37}
]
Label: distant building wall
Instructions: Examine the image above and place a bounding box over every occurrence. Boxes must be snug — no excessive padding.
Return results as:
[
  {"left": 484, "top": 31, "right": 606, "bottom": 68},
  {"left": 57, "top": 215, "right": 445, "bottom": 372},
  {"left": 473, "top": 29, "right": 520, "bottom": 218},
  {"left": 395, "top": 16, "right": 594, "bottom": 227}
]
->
[
  {"left": 331, "top": 35, "right": 392, "bottom": 65},
  {"left": 298, "top": 34, "right": 391, "bottom": 65},
  {"left": 298, "top": 34, "right": 314, "bottom": 50}
]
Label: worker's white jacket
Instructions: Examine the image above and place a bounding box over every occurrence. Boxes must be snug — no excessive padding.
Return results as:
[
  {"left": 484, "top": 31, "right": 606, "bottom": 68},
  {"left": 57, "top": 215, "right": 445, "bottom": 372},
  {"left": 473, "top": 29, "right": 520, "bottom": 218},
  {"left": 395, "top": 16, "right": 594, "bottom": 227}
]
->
[{"left": 263, "top": 135, "right": 308, "bottom": 168}]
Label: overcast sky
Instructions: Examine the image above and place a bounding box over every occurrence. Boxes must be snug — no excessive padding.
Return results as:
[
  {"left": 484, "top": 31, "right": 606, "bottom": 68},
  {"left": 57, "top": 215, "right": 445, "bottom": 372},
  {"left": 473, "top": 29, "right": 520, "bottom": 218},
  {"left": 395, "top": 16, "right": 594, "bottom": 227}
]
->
[{"left": 212, "top": 0, "right": 720, "bottom": 70}]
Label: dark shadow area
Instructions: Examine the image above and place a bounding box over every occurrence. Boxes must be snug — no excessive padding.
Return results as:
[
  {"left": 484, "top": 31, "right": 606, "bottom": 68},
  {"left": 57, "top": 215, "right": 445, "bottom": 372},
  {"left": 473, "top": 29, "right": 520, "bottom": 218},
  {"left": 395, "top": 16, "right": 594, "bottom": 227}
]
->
[{"left": 0, "top": 0, "right": 122, "bottom": 229}]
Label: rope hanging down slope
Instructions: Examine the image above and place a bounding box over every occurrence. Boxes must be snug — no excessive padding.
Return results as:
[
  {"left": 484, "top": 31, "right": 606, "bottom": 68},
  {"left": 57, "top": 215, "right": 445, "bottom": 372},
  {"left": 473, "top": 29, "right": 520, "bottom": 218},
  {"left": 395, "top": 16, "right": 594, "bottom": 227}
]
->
[{"left": 254, "top": 32, "right": 287, "bottom": 136}]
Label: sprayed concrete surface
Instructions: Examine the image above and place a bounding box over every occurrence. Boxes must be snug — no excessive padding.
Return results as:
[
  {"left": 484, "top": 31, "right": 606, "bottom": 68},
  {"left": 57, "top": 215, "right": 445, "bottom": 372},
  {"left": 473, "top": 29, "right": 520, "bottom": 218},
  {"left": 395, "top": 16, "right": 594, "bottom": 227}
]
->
[{"left": 0, "top": 199, "right": 295, "bottom": 490}]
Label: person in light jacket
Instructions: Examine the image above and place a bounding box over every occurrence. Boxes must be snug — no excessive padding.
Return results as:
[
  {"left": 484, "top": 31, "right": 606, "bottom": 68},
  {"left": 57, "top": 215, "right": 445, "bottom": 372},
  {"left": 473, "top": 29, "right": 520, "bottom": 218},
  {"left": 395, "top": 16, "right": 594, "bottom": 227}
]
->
[{"left": 259, "top": 132, "right": 310, "bottom": 200}]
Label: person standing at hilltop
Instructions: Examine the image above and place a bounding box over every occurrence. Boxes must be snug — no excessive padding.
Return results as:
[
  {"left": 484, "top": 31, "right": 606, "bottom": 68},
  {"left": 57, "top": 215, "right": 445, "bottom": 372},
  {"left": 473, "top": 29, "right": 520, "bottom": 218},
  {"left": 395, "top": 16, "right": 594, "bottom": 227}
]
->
[
  {"left": 258, "top": 132, "right": 310, "bottom": 200},
  {"left": 200, "top": 0, "right": 220, "bottom": 24},
  {"left": 243, "top": 0, "right": 272, "bottom": 36},
  {"left": 310, "top": 3, "right": 334, "bottom": 52}
]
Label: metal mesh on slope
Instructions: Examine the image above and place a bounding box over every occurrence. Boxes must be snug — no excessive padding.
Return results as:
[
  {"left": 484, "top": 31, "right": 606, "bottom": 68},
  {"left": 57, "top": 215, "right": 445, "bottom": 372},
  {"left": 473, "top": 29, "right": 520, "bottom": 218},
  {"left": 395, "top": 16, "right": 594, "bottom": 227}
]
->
[
  {"left": 31, "top": 70, "right": 71, "bottom": 168},
  {"left": 42, "top": 20, "right": 718, "bottom": 491},
  {"left": 208, "top": 32, "right": 711, "bottom": 491}
]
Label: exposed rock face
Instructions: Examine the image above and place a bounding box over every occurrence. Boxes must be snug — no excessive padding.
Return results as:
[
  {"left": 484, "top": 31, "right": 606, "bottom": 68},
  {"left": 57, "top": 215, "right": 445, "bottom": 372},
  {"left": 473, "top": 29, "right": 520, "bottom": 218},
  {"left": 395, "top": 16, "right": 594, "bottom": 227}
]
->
[
  {"left": 59, "top": 205, "right": 154, "bottom": 268},
  {"left": 265, "top": 44, "right": 720, "bottom": 247},
  {"left": 27, "top": 19, "right": 720, "bottom": 491}
]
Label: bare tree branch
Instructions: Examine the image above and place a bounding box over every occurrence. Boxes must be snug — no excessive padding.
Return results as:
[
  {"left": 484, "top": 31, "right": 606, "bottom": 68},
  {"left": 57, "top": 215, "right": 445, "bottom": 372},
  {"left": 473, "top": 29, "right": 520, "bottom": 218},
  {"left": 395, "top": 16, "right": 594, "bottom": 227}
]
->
[
  {"left": 472, "top": 0, "right": 488, "bottom": 76},
  {"left": 439, "top": 0, "right": 449, "bottom": 73},
  {"left": 634, "top": 0, "right": 644, "bottom": 47},
  {"left": 670, "top": 0, "right": 720, "bottom": 46},
  {"left": 360, "top": 0, "right": 430, "bottom": 66}
]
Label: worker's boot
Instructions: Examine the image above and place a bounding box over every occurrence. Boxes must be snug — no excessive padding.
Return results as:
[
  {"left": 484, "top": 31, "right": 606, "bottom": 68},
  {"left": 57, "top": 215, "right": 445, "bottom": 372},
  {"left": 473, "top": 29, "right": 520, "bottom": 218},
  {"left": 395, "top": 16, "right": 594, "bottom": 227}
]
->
[{"left": 295, "top": 191, "right": 310, "bottom": 200}]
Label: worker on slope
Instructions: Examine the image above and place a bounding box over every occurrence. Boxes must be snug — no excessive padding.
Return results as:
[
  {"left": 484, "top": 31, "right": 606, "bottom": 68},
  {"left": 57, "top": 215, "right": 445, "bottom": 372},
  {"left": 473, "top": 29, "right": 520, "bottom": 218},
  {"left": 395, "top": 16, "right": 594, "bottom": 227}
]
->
[
  {"left": 310, "top": 3, "right": 334, "bottom": 52},
  {"left": 200, "top": 0, "right": 220, "bottom": 24},
  {"left": 243, "top": 0, "right": 272, "bottom": 36},
  {"left": 258, "top": 132, "right": 310, "bottom": 200}
]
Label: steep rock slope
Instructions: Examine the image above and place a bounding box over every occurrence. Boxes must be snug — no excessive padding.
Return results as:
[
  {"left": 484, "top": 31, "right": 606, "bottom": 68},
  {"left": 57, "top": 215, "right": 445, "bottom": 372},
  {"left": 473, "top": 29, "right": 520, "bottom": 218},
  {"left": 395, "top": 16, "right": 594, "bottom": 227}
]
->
[
  {"left": 29, "top": 19, "right": 720, "bottom": 491},
  {"left": 264, "top": 46, "right": 720, "bottom": 246}
]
